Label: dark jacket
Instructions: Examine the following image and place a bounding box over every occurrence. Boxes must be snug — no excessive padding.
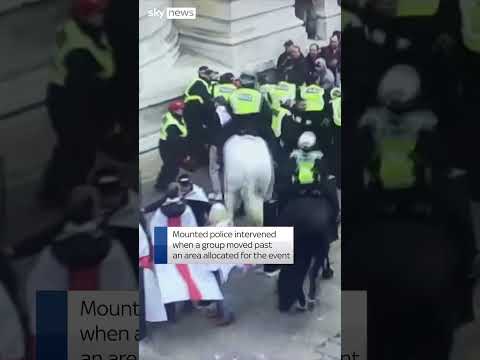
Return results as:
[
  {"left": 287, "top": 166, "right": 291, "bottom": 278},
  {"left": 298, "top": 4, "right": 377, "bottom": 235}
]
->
[
  {"left": 159, "top": 112, "right": 189, "bottom": 160},
  {"left": 320, "top": 46, "right": 341, "bottom": 74},
  {"left": 305, "top": 53, "right": 320, "bottom": 79},
  {"left": 277, "top": 51, "right": 291, "bottom": 74},
  {"left": 283, "top": 55, "right": 308, "bottom": 85},
  {"left": 184, "top": 79, "right": 217, "bottom": 143}
]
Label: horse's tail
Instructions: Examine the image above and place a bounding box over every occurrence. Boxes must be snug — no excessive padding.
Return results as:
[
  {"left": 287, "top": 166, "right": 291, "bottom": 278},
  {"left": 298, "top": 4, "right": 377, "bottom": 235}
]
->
[{"left": 241, "top": 180, "right": 264, "bottom": 226}]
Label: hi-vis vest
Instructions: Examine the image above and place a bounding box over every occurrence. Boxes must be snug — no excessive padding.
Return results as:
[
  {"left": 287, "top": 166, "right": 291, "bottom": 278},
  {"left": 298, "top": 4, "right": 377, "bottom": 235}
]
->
[
  {"left": 291, "top": 150, "right": 323, "bottom": 185},
  {"left": 230, "top": 88, "right": 263, "bottom": 115},
  {"left": 259, "top": 84, "right": 277, "bottom": 105},
  {"left": 379, "top": 137, "right": 416, "bottom": 189},
  {"left": 396, "top": 0, "right": 440, "bottom": 17},
  {"left": 50, "top": 20, "right": 115, "bottom": 86},
  {"left": 212, "top": 83, "right": 237, "bottom": 102},
  {"left": 330, "top": 87, "right": 341, "bottom": 127},
  {"left": 271, "top": 107, "right": 291, "bottom": 138},
  {"left": 270, "top": 81, "right": 296, "bottom": 110},
  {"left": 300, "top": 85, "right": 325, "bottom": 112},
  {"left": 460, "top": 0, "right": 480, "bottom": 53},
  {"left": 159, "top": 112, "right": 188, "bottom": 141},
  {"left": 184, "top": 77, "right": 211, "bottom": 104}
]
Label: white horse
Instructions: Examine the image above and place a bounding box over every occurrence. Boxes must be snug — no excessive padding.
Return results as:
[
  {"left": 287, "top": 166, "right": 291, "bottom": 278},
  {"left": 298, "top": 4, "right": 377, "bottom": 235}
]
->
[{"left": 223, "top": 135, "right": 274, "bottom": 226}]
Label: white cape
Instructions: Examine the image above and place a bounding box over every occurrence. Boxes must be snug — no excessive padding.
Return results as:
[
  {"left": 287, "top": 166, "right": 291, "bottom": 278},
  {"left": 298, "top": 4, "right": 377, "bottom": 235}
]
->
[
  {"left": 26, "top": 240, "right": 137, "bottom": 334},
  {"left": 184, "top": 184, "right": 209, "bottom": 203},
  {"left": 0, "top": 283, "right": 25, "bottom": 360},
  {"left": 148, "top": 205, "right": 223, "bottom": 302},
  {"left": 139, "top": 225, "right": 168, "bottom": 322}
]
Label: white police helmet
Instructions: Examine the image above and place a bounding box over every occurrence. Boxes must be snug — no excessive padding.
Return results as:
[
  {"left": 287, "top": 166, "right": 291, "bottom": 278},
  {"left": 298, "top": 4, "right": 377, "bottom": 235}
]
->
[
  {"left": 297, "top": 131, "right": 317, "bottom": 150},
  {"left": 377, "top": 64, "right": 421, "bottom": 109}
]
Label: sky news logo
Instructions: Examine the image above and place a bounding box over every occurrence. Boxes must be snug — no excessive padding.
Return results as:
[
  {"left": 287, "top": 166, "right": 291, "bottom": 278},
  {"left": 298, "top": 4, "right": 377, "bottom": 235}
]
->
[{"left": 148, "top": 7, "right": 196, "bottom": 19}]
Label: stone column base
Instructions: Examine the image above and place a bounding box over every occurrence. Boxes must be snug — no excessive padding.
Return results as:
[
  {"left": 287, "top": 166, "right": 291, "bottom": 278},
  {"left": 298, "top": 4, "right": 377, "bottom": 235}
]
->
[{"left": 174, "top": 0, "right": 308, "bottom": 72}]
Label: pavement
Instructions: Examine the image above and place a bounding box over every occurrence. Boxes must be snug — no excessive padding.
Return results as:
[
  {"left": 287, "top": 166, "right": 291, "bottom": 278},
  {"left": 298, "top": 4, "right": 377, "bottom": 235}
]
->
[
  {"left": 140, "top": 150, "right": 342, "bottom": 360},
  {"left": 0, "top": 2, "right": 478, "bottom": 359},
  {"left": 140, "top": 241, "right": 341, "bottom": 360}
]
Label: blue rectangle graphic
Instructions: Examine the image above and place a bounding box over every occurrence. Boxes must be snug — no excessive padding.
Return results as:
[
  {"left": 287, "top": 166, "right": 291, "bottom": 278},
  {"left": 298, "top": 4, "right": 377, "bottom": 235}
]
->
[
  {"left": 154, "top": 226, "right": 168, "bottom": 264},
  {"left": 36, "top": 291, "right": 68, "bottom": 360}
]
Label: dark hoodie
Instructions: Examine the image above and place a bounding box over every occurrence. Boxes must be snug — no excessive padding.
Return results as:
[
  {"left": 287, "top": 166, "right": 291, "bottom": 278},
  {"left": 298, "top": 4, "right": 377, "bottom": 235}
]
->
[
  {"left": 159, "top": 200, "right": 187, "bottom": 219},
  {"left": 51, "top": 221, "right": 112, "bottom": 270}
]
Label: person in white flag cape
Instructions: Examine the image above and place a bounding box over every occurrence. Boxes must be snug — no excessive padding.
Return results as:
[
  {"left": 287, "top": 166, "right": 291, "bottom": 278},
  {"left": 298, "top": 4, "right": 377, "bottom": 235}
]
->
[
  {"left": 25, "top": 186, "right": 137, "bottom": 338},
  {"left": 148, "top": 184, "right": 223, "bottom": 319},
  {"left": 0, "top": 255, "right": 26, "bottom": 360},
  {"left": 178, "top": 174, "right": 211, "bottom": 226},
  {"left": 139, "top": 223, "right": 167, "bottom": 323}
]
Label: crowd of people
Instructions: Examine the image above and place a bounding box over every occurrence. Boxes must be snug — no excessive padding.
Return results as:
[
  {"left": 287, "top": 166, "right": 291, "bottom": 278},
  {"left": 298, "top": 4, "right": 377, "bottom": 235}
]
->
[
  {"left": 140, "top": 29, "right": 343, "bottom": 336},
  {"left": 155, "top": 35, "right": 342, "bottom": 207}
]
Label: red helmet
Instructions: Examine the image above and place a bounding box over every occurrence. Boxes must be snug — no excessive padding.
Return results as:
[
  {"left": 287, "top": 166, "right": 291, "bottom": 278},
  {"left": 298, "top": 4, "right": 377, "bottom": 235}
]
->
[
  {"left": 168, "top": 100, "right": 185, "bottom": 113},
  {"left": 72, "top": 0, "right": 109, "bottom": 18}
]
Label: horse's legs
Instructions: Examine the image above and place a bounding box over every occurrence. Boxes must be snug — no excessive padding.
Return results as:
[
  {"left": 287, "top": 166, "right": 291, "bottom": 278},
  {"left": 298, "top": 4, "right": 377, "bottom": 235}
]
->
[
  {"left": 278, "top": 252, "right": 311, "bottom": 312},
  {"left": 296, "top": 253, "right": 313, "bottom": 310},
  {"left": 224, "top": 189, "right": 239, "bottom": 222},
  {"left": 308, "top": 256, "right": 323, "bottom": 303},
  {"left": 322, "top": 250, "right": 334, "bottom": 279},
  {"left": 244, "top": 192, "right": 264, "bottom": 226}
]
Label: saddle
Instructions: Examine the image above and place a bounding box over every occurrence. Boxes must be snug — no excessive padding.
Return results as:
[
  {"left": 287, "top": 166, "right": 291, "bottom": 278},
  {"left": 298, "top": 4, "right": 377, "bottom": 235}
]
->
[{"left": 297, "top": 187, "right": 323, "bottom": 198}]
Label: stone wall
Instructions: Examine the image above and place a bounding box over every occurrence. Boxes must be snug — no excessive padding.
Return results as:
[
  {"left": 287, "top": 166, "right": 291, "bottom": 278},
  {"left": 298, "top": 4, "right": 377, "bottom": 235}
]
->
[
  {"left": 312, "top": 0, "right": 341, "bottom": 40},
  {"left": 173, "top": 0, "right": 307, "bottom": 71}
]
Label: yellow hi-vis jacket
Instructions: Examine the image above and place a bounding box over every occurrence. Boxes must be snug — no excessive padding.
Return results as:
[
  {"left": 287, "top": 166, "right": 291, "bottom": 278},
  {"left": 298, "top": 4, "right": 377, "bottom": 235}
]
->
[
  {"left": 271, "top": 107, "right": 292, "bottom": 138},
  {"left": 184, "top": 77, "right": 211, "bottom": 104},
  {"left": 300, "top": 84, "right": 325, "bottom": 112},
  {"left": 330, "top": 87, "right": 341, "bottom": 127},
  {"left": 50, "top": 19, "right": 115, "bottom": 86},
  {"left": 270, "top": 81, "right": 296, "bottom": 110},
  {"left": 230, "top": 88, "right": 263, "bottom": 115},
  {"left": 159, "top": 112, "right": 188, "bottom": 141},
  {"left": 212, "top": 83, "right": 237, "bottom": 102}
]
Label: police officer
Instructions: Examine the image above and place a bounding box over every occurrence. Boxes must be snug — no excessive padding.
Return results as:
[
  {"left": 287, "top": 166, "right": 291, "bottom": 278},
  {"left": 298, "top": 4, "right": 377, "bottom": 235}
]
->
[
  {"left": 211, "top": 73, "right": 238, "bottom": 103},
  {"left": 329, "top": 87, "right": 342, "bottom": 184},
  {"left": 299, "top": 78, "right": 329, "bottom": 145},
  {"left": 257, "top": 73, "right": 277, "bottom": 107},
  {"left": 269, "top": 80, "right": 297, "bottom": 111},
  {"left": 290, "top": 133, "right": 331, "bottom": 191},
  {"left": 288, "top": 131, "right": 339, "bottom": 240},
  {"left": 226, "top": 73, "right": 279, "bottom": 159},
  {"left": 42, "top": 0, "right": 115, "bottom": 206},
  {"left": 183, "top": 66, "right": 217, "bottom": 164},
  {"left": 271, "top": 100, "right": 294, "bottom": 141},
  {"left": 155, "top": 100, "right": 190, "bottom": 191}
]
